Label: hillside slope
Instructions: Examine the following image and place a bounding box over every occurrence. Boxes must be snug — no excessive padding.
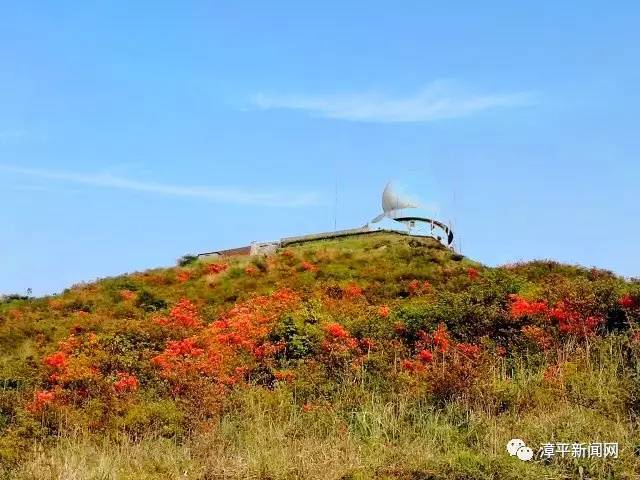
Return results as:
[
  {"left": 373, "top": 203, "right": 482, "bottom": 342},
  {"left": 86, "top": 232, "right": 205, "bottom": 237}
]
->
[{"left": 1, "top": 232, "right": 640, "bottom": 479}]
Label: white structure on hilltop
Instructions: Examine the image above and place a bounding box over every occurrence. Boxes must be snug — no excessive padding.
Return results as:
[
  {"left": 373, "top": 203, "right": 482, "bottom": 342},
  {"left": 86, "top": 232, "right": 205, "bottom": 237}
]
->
[
  {"left": 370, "top": 182, "right": 454, "bottom": 246},
  {"left": 197, "top": 181, "right": 455, "bottom": 260}
]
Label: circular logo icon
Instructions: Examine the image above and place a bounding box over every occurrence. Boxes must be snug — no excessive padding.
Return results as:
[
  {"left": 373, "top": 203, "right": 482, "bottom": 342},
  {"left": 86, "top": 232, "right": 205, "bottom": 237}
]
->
[
  {"left": 516, "top": 446, "right": 534, "bottom": 461},
  {"left": 507, "top": 438, "right": 526, "bottom": 456}
]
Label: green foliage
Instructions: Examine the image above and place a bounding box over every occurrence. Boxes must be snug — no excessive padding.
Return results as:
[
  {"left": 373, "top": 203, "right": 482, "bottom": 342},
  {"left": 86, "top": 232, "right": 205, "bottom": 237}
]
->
[
  {"left": 271, "top": 312, "right": 322, "bottom": 360},
  {"left": 134, "top": 290, "right": 167, "bottom": 312},
  {"left": 176, "top": 254, "right": 198, "bottom": 267},
  {"left": 395, "top": 271, "right": 522, "bottom": 343},
  {"left": 0, "top": 293, "right": 31, "bottom": 303}
]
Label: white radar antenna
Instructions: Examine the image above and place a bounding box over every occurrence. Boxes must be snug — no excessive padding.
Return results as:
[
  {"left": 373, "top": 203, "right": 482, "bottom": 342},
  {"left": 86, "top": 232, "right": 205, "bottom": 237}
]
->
[{"left": 370, "top": 182, "right": 454, "bottom": 247}]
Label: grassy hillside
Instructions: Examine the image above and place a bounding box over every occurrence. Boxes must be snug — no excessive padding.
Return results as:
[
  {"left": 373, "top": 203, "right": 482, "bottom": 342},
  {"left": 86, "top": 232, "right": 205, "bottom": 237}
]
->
[{"left": 1, "top": 232, "right": 640, "bottom": 479}]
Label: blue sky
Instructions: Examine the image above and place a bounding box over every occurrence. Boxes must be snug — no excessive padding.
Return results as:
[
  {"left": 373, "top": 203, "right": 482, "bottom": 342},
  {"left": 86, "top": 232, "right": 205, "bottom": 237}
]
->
[{"left": 1, "top": 1, "right": 639, "bottom": 295}]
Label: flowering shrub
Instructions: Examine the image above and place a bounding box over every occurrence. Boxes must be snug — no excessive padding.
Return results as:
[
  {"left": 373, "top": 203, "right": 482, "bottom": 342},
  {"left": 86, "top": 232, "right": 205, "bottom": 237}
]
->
[
  {"left": 320, "top": 322, "right": 360, "bottom": 365},
  {"left": 168, "top": 338, "right": 205, "bottom": 357},
  {"left": 26, "top": 331, "right": 109, "bottom": 414},
  {"left": 467, "top": 267, "right": 480, "bottom": 280},
  {"left": 394, "top": 321, "right": 407, "bottom": 335},
  {"left": 562, "top": 315, "right": 603, "bottom": 337},
  {"left": 151, "top": 289, "right": 300, "bottom": 399},
  {"left": 509, "top": 294, "right": 603, "bottom": 340},
  {"left": 300, "top": 261, "right": 318, "bottom": 272},
  {"left": 44, "top": 351, "right": 69, "bottom": 370},
  {"left": 151, "top": 338, "right": 205, "bottom": 372},
  {"left": 154, "top": 298, "right": 201, "bottom": 328},
  {"left": 378, "top": 305, "right": 390, "bottom": 318},
  {"left": 620, "top": 294, "right": 636, "bottom": 309},
  {"left": 509, "top": 294, "right": 548, "bottom": 318},
  {"left": 408, "top": 280, "right": 431, "bottom": 295},
  {"left": 400, "top": 324, "right": 486, "bottom": 403},
  {"left": 324, "top": 322, "right": 351, "bottom": 339},
  {"left": 113, "top": 372, "right": 139, "bottom": 393},
  {"left": 456, "top": 342, "right": 482, "bottom": 359},
  {"left": 119, "top": 289, "right": 137, "bottom": 301},
  {"left": 432, "top": 323, "right": 451, "bottom": 353},
  {"left": 359, "top": 337, "right": 375, "bottom": 351},
  {"left": 205, "top": 263, "right": 229, "bottom": 275},
  {"left": 26, "top": 390, "right": 56, "bottom": 413},
  {"left": 344, "top": 283, "right": 364, "bottom": 299},
  {"left": 176, "top": 271, "right": 191, "bottom": 283},
  {"left": 407, "top": 279, "right": 431, "bottom": 295},
  {"left": 418, "top": 349, "right": 433, "bottom": 363},
  {"left": 401, "top": 359, "right": 424, "bottom": 373},
  {"left": 408, "top": 280, "right": 421, "bottom": 295},
  {"left": 244, "top": 265, "right": 258, "bottom": 276},
  {"left": 549, "top": 302, "right": 603, "bottom": 338}
]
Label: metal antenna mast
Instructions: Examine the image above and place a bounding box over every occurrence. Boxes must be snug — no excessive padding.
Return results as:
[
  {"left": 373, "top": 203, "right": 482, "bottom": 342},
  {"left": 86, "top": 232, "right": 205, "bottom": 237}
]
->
[
  {"left": 333, "top": 175, "right": 338, "bottom": 231},
  {"left": 452, "top": 180, "right": 461, "bottom": 254}
]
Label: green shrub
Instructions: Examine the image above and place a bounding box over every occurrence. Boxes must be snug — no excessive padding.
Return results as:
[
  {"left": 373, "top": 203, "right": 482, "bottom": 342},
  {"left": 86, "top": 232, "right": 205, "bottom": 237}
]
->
[
  {"left": 270, "top": 313, "right": 322, "bottom": 360},
  {"left": 134, "top": 290, "right": 167, "bottom": 312},
  {"left": 177, "top": 254, "right": 198, "bottom": 267}
]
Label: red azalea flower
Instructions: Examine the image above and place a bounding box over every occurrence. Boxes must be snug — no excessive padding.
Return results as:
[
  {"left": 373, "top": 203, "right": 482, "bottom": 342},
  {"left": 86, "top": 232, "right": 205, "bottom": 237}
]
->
[
  {"left": 433, "top": 323, "right": 451, "bottom": 353},
  {"left": 205, "top": 263, "right": 229, "bottom": 274},
  {"left": 456, "top": 343, "right": 482, "bottom": 359},
  {"left": 324, "top": 322, "right": 350, "bottom": 339},
  {"left": 44, "top": 351, "right": 68, "bottom": 369},
  {"left": 467, "top": 267, "right": 480, "bottom": 280},
  {"left": 113, "top": 372, "right": 139, "bottom": 393},
  {"left": 344, "top": 283, "right": 364, "bottom": 299},
  {"left": 408, "top": 280, "right": 421, "bottom": 294},
  {"left": 176, "top": 271, "right": 191, "bottom": 283},
  {"left": 26, "top": 389, "right": 56, "bottom": 413},
  {"left": 509, "top": 294, "right": 549, "bottom": 318},
  {"left": 300, "top": 261, "right": 318, "bottom": 272},
  {"left": 620, "top": 294, "right": 636, "bottom": 309},
  {"left": 244, "top": 265, "right": 258, "bottom": 276},
  {"left": 418, "top": 349, "right": 433, "bottom": 363}
]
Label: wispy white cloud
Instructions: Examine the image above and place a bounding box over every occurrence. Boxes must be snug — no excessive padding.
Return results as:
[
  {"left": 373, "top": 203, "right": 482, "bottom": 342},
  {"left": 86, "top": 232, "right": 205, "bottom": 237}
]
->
[
  {"left": 0, "top": 165, "right": 320, "bottom": 207},
  {"left": 9, "top": 184, "right": 86, "bottom": 195},
  {"left": 250, "top": 81, "right": 534, "bottom": 123}
]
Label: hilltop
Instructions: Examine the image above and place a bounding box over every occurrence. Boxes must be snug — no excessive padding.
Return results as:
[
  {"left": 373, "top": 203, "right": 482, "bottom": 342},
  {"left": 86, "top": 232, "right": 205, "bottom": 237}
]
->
[{"left": 1, "top": 232, "right": 640, "bottom": 479}]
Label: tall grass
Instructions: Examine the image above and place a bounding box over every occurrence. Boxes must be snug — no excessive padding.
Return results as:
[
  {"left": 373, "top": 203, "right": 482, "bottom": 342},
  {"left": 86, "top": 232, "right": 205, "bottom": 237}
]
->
[{"left": 6, "top": 339, "right": 640, "bottom": 479}]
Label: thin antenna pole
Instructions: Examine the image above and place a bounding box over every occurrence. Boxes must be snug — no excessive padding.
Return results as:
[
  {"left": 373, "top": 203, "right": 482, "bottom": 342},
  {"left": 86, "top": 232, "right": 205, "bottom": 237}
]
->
[
  {"left": 333, "top": 177, "right": 338, "bottom": 231},
  {"left": 452, "top": 181, "right": 460, "bottom": 253}
]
